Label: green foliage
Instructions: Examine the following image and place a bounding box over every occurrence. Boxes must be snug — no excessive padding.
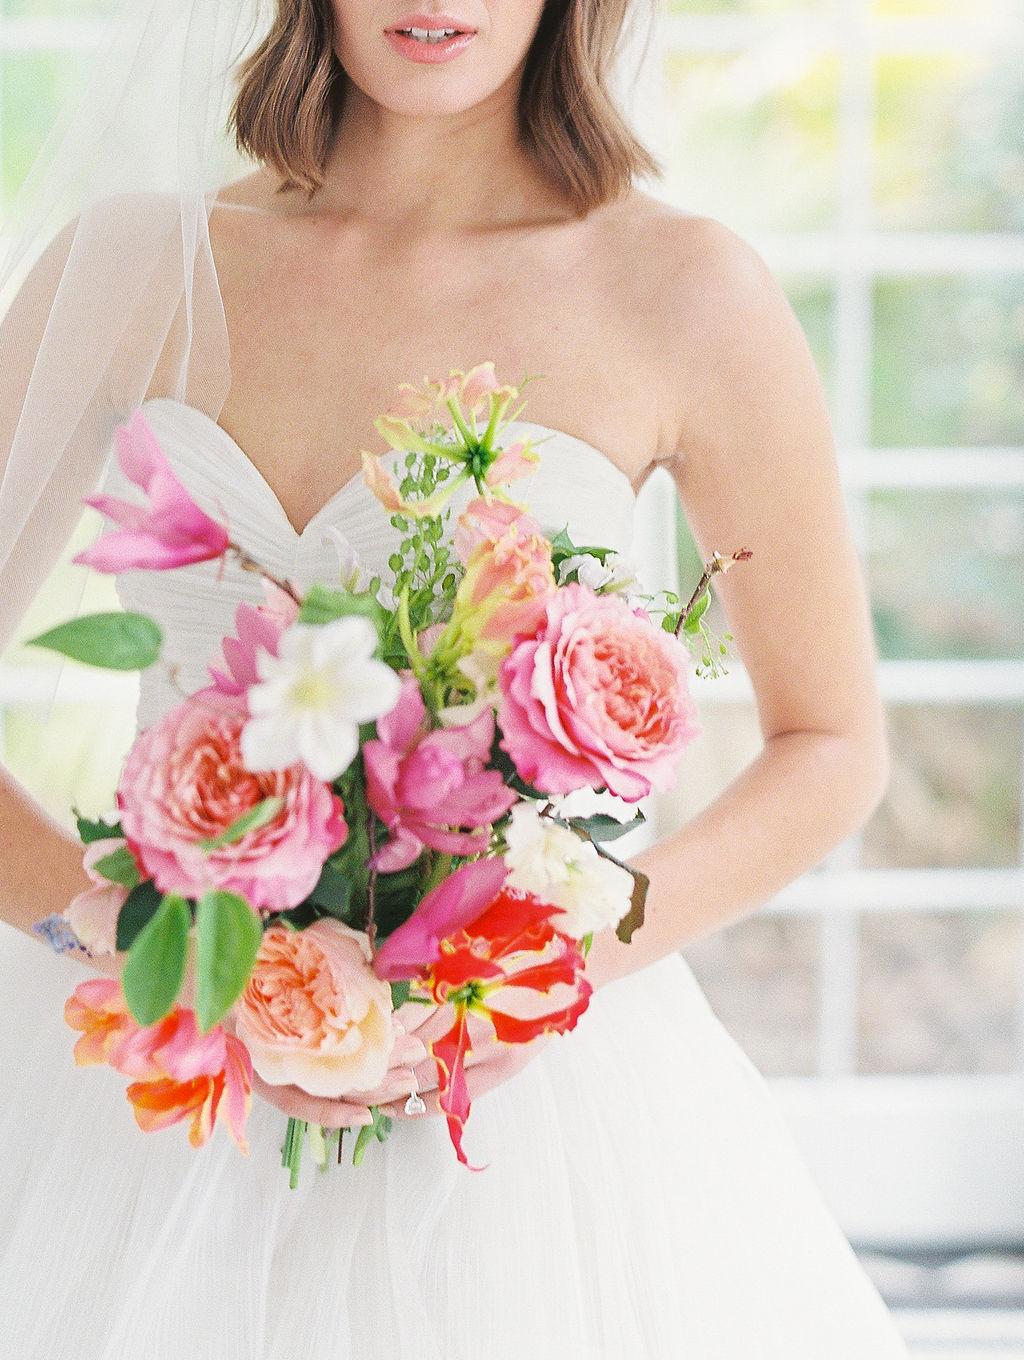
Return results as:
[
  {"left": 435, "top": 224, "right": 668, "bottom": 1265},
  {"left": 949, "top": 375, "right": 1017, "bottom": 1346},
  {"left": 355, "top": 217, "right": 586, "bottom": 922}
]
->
[
  {"left": 568, "top": 810, "right": 645, "bottom": 844},
  {"left": 74, "top": 812, "right": 124, "bottom": 844},
  {"left": 27, "top": 612, "right": 162, "bottom": 670},
  {"left": 298, "top": 585, "right": 388, "bottom": 638},
  {"left": 199, "top": 797, "right": 284, "bottom": 852},
  {"left": 389, "top": 980, "right": 412, "bottom": 1009},
  {"left": 379, "top": 451, "right": 459, "bottom": 659},
  {"left": 122, "top": 893, "right": 191, "bottom": 1026},
  {"left": 92, "top": 844, "right": 141, "bottom": 890},
  {"left": 115, "top": 879, "right": 164, "bottom": 951},
  {"left": 195, "top": 889, "right": 263, "bottom": 1033}
]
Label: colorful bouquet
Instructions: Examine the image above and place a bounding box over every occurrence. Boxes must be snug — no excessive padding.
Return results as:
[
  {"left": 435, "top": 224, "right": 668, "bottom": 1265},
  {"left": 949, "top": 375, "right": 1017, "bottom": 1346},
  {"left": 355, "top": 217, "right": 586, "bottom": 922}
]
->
[{"left": 32, "top": 364, "right": 747, "bottom": 1179}]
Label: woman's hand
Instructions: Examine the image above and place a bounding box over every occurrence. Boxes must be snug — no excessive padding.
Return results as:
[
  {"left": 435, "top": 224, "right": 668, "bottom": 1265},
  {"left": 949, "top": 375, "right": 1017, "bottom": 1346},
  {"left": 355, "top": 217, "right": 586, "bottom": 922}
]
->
[
  {"left": 245, "top": 999, "right": 439, "bottom": 1129},
  {"left": 359, "top": 1002, "right": 551, "bottom": 1122}
]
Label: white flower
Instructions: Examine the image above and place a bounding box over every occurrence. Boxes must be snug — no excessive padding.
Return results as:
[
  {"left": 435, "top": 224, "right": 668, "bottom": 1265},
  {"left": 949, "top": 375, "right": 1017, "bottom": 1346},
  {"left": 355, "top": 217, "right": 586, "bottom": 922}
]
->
[
  {"left": 557, "top": 551, "right": 639, "bottom": 598},
  {"left": 503, "top": 801, "right": 634, "bottom": 938},
  {"left": 241, "top": 616, "right": 401, "bottom": 781}
]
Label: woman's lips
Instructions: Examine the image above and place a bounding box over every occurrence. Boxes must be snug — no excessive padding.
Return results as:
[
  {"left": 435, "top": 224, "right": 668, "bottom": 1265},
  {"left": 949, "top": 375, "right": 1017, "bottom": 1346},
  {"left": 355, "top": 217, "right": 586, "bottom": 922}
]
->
[{"left": 384, "top": 17, "right": 477, "bottom": 64}]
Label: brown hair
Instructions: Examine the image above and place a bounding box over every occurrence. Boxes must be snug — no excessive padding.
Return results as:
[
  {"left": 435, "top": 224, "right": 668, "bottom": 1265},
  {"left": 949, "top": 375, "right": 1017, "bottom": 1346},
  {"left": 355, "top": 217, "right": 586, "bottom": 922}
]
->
[{"left": 231, "top": 0, "right": 658, "bottom": 211}]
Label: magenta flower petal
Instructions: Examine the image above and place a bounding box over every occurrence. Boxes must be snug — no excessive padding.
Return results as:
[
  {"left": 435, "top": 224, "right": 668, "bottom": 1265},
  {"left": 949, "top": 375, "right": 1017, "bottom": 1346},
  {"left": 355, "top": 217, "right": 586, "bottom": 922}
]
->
[
  {"left": 75, "top": 411, "right": 229, "bottom": 573},
  {"left": 373, "top": 857, "right": 509, "bottom": 980}
]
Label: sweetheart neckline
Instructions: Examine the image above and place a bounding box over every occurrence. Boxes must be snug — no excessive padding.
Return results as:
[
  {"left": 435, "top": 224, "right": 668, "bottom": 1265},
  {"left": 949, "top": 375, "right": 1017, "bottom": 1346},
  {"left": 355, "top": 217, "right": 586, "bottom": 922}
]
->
[{"left": 140, "top": 397, "right": 637, "bottom": 540}]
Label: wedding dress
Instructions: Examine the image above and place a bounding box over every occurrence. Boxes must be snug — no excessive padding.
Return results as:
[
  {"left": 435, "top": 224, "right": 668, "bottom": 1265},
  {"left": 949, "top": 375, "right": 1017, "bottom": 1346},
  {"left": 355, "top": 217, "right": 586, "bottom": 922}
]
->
[{"left": 0, "top": 400, "right": 910, "bottom": 1359}]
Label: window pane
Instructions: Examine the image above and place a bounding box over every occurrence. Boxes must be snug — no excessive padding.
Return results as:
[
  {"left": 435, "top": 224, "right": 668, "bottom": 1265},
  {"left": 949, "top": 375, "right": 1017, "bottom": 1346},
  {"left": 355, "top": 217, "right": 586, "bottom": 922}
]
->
[
  {"left": 863, "top": 705, "right": 1022, "bottom": 870},
  {"left": 0, "top": 0, "right": 116, "bottom": 16},
  {"left": 781, "top": 274, "right": 835, "bottom": 403},
  {"left": 684, "top": 916, "right": 820, "bottom": 1077},
  {"left": 858, "top": 911, "right": 1021, "bottom": 1074},
  {"left": 1, "top": 51, "right": 83, "bottom": 209},
  {"left": 661, "top": 49, "right": 839, "bottom": 231},
  {"left": 875, "top": 51, "right": 1024, "bottom": 232},
  {"left": 873, "top": 276, "right": 1024, "bottom": 446},
  {"left": 868, "top": 490, "right": 1024, "bottom": 661},
  {"left": 872, "top": 0, "right": 1011, "bottom": 15},
  {"left": 3, "top": 700, "right": 134, "bottom": 825}
]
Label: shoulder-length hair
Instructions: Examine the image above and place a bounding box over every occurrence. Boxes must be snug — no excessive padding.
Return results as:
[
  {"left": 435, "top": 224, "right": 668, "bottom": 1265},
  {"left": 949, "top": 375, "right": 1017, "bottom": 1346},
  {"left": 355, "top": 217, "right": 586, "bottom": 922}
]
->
[{"left": 231, "top": 0, "right": 658, "bottom": 213}]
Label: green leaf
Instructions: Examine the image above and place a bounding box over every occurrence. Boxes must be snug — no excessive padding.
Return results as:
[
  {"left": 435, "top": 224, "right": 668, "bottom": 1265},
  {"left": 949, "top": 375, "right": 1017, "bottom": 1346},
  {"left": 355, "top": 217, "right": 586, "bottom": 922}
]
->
[
  {"left": 115, "top": 879, "right": 164, "bottom": 952},
  {"left": 121, "top": 893, "right": 191, "bottom": 1026},
  {"left": 199, "top": 797, "right": 284, "bottom": 852},
  {"left": 548, "top": 526, "right": 576, "bottom": 554},
  {"left": 92, "top": 844, "right": 141, "bottom": 890},
  {"left": 27, "top": 612, "right": 162, "bottom": 671},
  {"left": 389, "top": 979, "right": 411, "bottom": 1009},
  {"left": 298, "top": 585, "right": 386, "bottom": 636},
  {"left": 307, "top": 858, "right": 354, "bottom": 919},
  {"left": 74, "top": 812, "right": 124, "bottom": 844},
  {"left": 568, "top": 811, "right": 645, "bottom": 845},
  {"left": 682, "top": 590, "right": 711, "bottom": 636},
  {"left": 615, "top": 865, "right": 649, "bottom": 945},
  {"left": 195, "top": 889, "right": 263, "bottom": 1033}
]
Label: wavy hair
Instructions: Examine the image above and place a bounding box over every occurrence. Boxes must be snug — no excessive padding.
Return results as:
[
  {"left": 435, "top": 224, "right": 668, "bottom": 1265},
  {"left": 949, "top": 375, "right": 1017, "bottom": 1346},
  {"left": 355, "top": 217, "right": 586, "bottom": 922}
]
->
[{"left": 231, "top": 0, "right": 657, "bottom": 211}]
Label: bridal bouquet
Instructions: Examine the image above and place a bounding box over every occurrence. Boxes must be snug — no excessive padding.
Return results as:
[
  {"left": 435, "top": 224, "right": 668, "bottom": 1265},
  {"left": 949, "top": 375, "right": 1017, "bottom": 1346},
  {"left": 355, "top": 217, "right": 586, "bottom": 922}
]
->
[{"left": 33, "top": 364, "right": 746, "bottom": 1179}]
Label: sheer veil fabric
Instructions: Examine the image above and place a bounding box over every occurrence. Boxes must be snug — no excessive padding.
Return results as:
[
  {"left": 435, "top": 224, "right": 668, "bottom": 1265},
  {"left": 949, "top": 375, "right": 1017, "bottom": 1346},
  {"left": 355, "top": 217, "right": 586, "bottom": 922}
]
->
[{"left": 0, "top": 0, "right": 262, "bottom": 650}]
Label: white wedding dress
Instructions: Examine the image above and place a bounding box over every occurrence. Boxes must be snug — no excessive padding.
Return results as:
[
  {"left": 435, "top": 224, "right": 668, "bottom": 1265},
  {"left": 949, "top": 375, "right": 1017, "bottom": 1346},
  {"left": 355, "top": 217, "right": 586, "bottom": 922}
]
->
[{"left": 0, "top": 400, "right": 910, "bottom": 1359}]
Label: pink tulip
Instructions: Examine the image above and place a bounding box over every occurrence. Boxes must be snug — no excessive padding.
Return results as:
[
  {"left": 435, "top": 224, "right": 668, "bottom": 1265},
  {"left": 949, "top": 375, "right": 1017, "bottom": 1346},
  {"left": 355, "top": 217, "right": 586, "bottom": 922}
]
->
[
  {"left": 373, "top": 857, "right": 510, "bottom": 981},
  {"left": 74, "top": 411, "right": 229, "bottom": 572},
  {"left": 364, "top": 678, "right": 517, "bottom": 871},
  {"left": 208, "top": 585, "right": 299, "bottom": 696}
]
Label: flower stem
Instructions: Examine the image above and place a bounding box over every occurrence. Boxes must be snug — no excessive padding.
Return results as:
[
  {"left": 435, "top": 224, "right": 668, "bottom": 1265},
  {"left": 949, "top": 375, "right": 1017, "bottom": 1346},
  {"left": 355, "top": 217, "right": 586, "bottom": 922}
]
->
[
  {"left": 674, "top": 549, "right": 753, "bottom": 638},
  {"left": 446, "top": 397, "right": 477, "bottom": 452},
  {"left": 229, "top": 544, "right": 302, "bottom": 605}
]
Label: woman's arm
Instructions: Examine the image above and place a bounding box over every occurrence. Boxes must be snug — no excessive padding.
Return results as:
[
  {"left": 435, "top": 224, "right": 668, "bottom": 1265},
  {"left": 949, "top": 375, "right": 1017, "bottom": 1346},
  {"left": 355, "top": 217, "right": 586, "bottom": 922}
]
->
[
  {"left": 0, "top": 225, "right": 106, "bottom": 944},
  {"left": 587, "top": 221, "right": 887, "bottom": 989}
]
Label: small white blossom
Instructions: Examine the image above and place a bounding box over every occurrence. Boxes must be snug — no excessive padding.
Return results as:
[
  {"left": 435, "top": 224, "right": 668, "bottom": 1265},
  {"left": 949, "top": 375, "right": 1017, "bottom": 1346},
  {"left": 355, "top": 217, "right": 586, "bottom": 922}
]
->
[
  {"left": 503, "top": 801, "right": 634, "bottom": 938},
  {"left": 557, "top": 551, "right": 639, "bottom": 599},
  {"left": 242, "top": 616, "right": 401, "bottom": 781}
]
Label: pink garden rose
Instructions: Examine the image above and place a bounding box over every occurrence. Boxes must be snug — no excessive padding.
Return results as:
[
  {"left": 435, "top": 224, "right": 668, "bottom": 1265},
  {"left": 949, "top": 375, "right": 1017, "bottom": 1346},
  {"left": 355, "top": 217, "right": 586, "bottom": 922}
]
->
[
  {"left": 363, "top": 678, "right": 517, "bottom": 871},
  {"left": 117, "top": 688, "right": 347, "bottom": 912},
  {"left": 65, "top": 979, "right": 252, "bottom": 1150},
  {"left": 75, "top": 411, "right": 230, "bottom": 572},
  {"left": 64, "top": 837, "right": 128, "bottom": 956},
  {"left": 234, "top": 920, "right": 416, "bottom": 1097},
  {"left": 497, "top": 583, "right": 699, "bottom": 801}
]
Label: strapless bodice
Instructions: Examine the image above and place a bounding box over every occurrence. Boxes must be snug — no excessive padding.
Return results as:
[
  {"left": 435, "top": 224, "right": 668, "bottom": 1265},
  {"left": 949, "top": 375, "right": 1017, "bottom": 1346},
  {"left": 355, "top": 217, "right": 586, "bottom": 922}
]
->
[{"left": 103, "top": 399, "right": 638, "bottom": 728}]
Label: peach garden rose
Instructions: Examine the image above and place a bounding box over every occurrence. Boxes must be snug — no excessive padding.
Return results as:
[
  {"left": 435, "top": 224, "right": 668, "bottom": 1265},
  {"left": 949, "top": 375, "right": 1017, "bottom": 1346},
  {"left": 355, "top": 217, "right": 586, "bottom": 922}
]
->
[{"left": 234, "top": 920, "right": 405, "bottom": 1098}]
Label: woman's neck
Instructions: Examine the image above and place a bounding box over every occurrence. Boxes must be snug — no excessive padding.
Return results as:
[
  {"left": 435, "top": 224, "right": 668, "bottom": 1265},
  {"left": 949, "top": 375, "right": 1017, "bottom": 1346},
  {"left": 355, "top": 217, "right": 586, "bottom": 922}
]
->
[{"left": 293, "top": 81, "right": 573, "bottom": 233}]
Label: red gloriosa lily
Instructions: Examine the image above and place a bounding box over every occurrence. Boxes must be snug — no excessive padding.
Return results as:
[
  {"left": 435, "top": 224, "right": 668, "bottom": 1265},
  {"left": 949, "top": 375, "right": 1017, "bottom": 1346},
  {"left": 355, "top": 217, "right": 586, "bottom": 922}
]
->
[{"left": 406, "top": 884, "right": 592, "bottom": 1166}]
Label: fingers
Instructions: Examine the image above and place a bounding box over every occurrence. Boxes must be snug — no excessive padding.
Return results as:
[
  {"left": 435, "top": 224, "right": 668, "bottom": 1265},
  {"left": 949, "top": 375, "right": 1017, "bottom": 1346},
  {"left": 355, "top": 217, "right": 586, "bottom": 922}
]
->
[{"left": 251, "top": 1073, "right": 373, "bottom": 1128}]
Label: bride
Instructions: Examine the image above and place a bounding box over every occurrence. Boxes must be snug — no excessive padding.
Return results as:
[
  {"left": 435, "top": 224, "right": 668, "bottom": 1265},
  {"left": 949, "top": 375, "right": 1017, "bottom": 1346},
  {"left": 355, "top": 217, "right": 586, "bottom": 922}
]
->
[{"left": 0, "top": 1, "right": 910, "bottom": 1356}]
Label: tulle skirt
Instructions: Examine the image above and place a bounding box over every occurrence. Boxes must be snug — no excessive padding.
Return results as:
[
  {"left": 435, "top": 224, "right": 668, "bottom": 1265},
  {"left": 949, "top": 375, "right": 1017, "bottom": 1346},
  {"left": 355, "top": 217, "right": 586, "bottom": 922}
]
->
[{"left": 0, "top": 924, "right": 908, "bottom": 1359}]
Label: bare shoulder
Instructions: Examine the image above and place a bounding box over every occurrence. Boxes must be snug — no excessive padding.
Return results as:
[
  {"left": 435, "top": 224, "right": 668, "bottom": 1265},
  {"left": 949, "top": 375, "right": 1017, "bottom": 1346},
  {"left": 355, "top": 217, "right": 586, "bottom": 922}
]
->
[
  {"left": 590, "top": 192, "right": 824, "bottom": 459},
  {"left": 599, "top": 192, "right": 800, "bottom": 352}
]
